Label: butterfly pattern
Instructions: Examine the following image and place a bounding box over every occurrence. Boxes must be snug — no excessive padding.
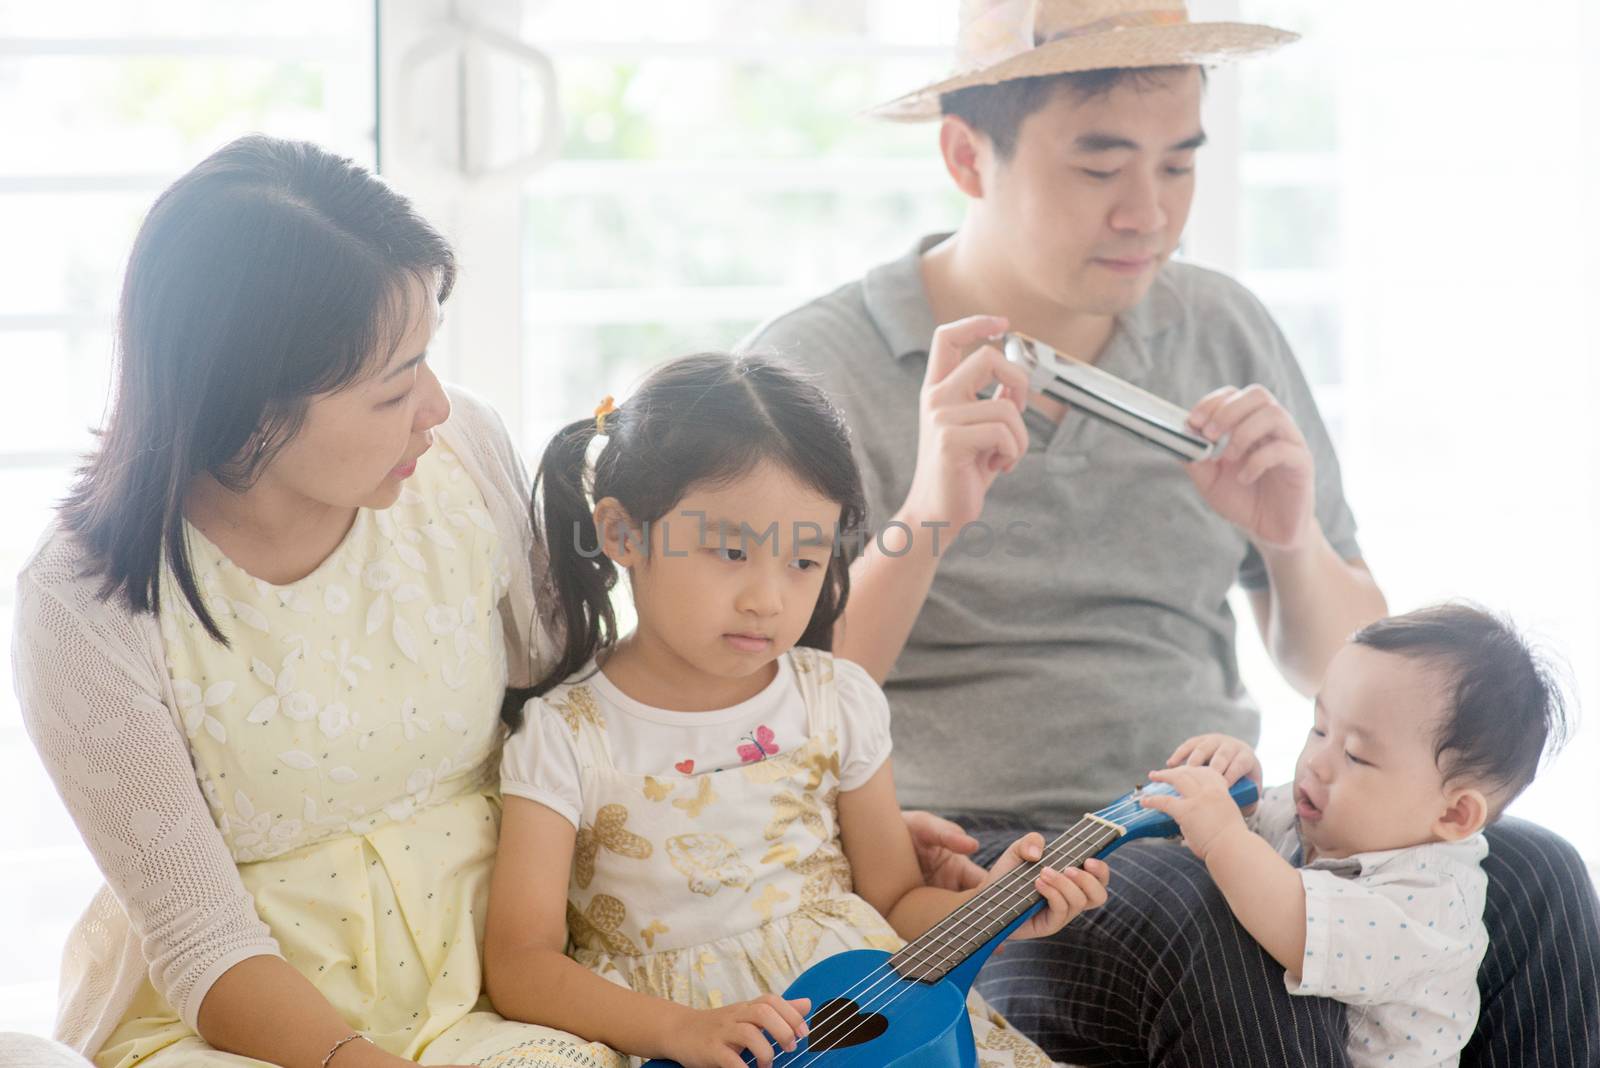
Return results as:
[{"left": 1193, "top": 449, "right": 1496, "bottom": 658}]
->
[
  {"left": 671, "top": 775, "right": 718, "bottom": 818},
  {"left": 764, "top": 788, "right": 830, "bottom": 843},
  {"left": 573, "top": 804, "right": 652, "bottom": 889},
  {"left": 665, "top": 833, "right": 752, "bottom": 897},
  {"left": 736, "top": 724, "right": 779, "bottom": 763},
  {"left": 550, "top": 684, "right": 605, "bottom": 739},
  {"left": 566, "top": 893, "right": 642, "bottom": 956},
  {"left": 639, "top": 918, "right": 670, "bottom": 949}
]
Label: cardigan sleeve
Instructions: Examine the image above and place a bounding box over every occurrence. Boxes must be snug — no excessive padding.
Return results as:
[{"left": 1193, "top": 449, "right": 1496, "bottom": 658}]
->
[{"left": 12, "top": 532, "right": 280, "bottom": 1032}]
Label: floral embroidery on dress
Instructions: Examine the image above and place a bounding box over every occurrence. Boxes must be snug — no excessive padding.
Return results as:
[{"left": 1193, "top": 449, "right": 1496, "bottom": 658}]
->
[
  {"left": 174, "top": 678, "right": 233, "bottom": 743},
  {"left": 160, "top": 438, "right": 507, "bottom": 863}
]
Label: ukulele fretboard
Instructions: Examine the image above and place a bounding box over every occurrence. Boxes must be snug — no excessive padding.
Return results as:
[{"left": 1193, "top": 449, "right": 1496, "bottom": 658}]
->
[{"left": 887, "top": 815, "right": 1123, "bottom": 983}]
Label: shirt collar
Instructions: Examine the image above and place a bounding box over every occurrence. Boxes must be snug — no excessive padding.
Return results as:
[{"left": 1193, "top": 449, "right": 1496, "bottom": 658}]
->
[
  {"left": 861, "top": 234, "right": 943, "bottom": 361},
  {"left": 861, "top": 232, "right": 1186, "bottom": 371},
  {"left": 1298, "top": 833, "right": 1490, "bottom": 875}
]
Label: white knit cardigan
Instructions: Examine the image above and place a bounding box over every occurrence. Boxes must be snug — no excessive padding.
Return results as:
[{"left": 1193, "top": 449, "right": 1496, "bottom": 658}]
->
[{"left": 12, "top": 386, "right": 548, "bottom": 1056}]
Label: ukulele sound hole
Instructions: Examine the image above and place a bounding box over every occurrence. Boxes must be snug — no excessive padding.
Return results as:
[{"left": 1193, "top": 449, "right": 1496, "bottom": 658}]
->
[{"left": 805, "top": 998, "right": 889, "bottom": 1052}]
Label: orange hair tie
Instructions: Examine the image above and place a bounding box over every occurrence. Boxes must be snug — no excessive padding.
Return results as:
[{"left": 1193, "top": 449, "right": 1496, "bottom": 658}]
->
[{"left": 593, "top": 395, "right": 617, "bottom": 436}]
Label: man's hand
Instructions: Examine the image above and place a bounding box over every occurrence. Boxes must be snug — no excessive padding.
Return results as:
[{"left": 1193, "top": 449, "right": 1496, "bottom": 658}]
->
[
  {"left": 1140, "top": 766, "right": 1251, "bottom": 862},
  {"left": 903, "top": 809, "right": 986, "bottom": 892},
  {"left": 1184, "top": 384, "right": 1316, "bottom": 553},
  {"left": 902, "top": 315, "right": 1031, "bottom": 534},
  {"left": 981, "top": 832, "right": 1111, "bottom": 941}
]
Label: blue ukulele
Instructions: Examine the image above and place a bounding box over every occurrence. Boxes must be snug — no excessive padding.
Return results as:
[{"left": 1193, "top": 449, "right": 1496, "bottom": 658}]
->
[{"left": 643, "top": 777, "right": 1258, "bottom": 1068}]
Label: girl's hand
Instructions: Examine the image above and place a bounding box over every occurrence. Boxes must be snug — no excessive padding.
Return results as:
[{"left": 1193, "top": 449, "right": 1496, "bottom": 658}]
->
[
  {"left": 1141, "top": 766, "right": 1251, "bottom": 861},
  {"left": 1167, "top": 733, "right": 1263, "bottom": 787},
  {"left": 660, "top": 995, "right": 811, "bottom": 1068},
  {"left": 982, "top": 833, "right": 1110, "bottom": 942}
]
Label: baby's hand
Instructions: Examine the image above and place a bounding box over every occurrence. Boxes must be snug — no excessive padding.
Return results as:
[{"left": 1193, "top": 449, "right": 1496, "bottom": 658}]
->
[
  {"left": 982, "top": 832, "right": 1110, "bottom": 942},
  {"left": 662, "top": 994, "right": 810, "bottom": 1068},
  {"left": 1166, "top": 733, "right": 1262, "bottom": 814},
  {"left": 1141, "top": 766, "right": 1250, "bottom": 861}
]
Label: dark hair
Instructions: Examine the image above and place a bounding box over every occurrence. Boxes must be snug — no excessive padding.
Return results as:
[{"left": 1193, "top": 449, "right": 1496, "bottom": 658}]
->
[
  {"left": 940, "top": 65, "right": 1206, "bottom": 159},
  {"left": 1352, "top": 604, "right": 1571, "bottom": 814},
  {"left": 504, "top": 352, "right": 868, "bottom": 730},
  {"left": 61, "top": 135, "right": 456, "bottom": 644}
]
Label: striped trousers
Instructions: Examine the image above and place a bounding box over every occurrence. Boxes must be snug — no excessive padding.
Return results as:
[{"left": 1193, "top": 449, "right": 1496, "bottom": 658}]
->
[{"left": 958, "top": 815, "right": 1600, "bottom": 1067}]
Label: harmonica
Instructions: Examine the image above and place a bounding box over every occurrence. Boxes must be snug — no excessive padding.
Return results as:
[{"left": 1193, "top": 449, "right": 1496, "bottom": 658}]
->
[{"left": 1002, "top": 332, "right": 1220, "bottom": 462}]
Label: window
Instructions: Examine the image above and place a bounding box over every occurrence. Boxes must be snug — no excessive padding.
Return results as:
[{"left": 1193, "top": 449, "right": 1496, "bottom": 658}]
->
[
  {"left": 510, "top": 0, "right": 960, "bottom": 456},
  {"left": 1230, "top": 0, "right": 1598, "bottom": 871},
  {"left": 0, "top": 0, "right": 375, "bottom": 1030}
]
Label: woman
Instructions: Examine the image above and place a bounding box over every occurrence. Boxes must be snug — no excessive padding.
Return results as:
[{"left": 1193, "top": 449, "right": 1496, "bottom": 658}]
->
[{"left": 13, "top": 136, "right": 625, "bottom": 1068}]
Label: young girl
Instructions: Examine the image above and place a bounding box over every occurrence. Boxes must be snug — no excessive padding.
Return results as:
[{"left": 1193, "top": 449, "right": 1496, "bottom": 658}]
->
[{"left": 483, "top": 353, "right": 1110, "bottom": 1068}]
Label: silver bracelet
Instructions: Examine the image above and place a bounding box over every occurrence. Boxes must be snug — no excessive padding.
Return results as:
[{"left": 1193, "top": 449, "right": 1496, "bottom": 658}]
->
[{"left": 320, "top": 1032, "right": 368, "bottom": 1068}]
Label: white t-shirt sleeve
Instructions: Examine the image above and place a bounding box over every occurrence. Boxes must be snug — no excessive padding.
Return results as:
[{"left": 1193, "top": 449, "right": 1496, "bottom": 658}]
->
[
  {"left": 833, "top": 657, "right": 892, "bottom": 791},
  {"left": 498, "top": 696, "right": 586, "bottom": 830}
]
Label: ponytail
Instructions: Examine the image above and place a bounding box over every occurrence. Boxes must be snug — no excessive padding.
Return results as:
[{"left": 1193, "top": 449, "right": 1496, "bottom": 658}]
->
[
  {"left": 500, "top": 416, "right": 621, "bottom": 730},
  {"left": 501, "top": 353, "right": 869, "bottom": 733}
]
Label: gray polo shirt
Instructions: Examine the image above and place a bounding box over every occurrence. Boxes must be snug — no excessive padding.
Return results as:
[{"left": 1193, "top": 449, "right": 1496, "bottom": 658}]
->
[{"left": 744, "top": 235, "right": 1360, "bottom": 827}]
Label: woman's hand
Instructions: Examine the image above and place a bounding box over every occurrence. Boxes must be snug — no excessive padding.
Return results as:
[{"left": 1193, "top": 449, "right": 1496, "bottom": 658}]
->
[
  {"left": 658, "top": 995, "right": 811, "bottom": 1068},
  {"left": 903, "top": 809, "right": 986, "bottom": 891},
  {"left": 981, "top": 833, "right": 1110, "bottom": 942}
]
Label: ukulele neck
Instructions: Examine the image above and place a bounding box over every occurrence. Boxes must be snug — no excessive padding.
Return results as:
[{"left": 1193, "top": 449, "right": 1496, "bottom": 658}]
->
[{"left": 887, "top": 814, "right": 1124, "bottom": 984}]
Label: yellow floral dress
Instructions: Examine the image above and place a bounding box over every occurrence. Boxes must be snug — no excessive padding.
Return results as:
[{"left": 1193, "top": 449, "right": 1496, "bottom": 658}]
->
[
  {"left": 96, "top": 439, "right": 624, "bottom": 1068},
  {"left": 552, "top": 646, "right": 1053, "bottom": 1067}
]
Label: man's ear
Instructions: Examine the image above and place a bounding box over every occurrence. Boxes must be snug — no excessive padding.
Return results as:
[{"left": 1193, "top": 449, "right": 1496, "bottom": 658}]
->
[
  {"left": 1433, "top": 786, "right": 1489, "bottom": 842},
  {"left": 592, "top": 497, "right": 645, "bottom": 567},
  {"left": 938, "top": 115, "right": 991, "bottom": 200}
]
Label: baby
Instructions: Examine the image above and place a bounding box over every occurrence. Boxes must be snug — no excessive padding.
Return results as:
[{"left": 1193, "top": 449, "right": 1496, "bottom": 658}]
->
[{"left": 1141, "top": 604, "right": 1568, "bottom": 1068}]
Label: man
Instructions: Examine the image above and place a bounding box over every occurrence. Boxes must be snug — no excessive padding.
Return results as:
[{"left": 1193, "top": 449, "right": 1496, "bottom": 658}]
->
[{"left": 745, "top": 1, "right": 1600, "bottom": 1064}]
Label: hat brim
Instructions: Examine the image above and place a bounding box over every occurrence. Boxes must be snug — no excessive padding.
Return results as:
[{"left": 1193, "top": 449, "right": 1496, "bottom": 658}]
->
[{"left": 869, "top": 22, "right": 1299, "bottom": 122}]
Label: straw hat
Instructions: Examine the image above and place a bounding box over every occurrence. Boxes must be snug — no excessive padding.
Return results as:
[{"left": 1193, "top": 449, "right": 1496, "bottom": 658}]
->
[{"left": 871, "top": 0, "right": 1297, "bottom": 122}]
